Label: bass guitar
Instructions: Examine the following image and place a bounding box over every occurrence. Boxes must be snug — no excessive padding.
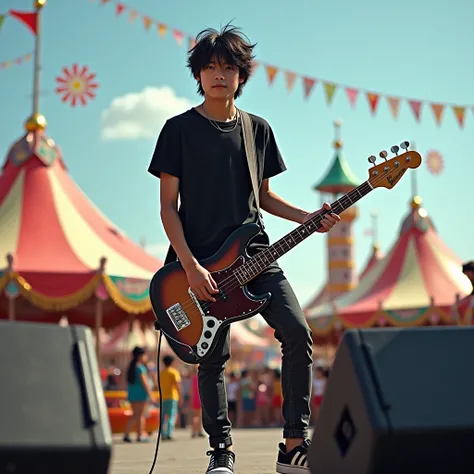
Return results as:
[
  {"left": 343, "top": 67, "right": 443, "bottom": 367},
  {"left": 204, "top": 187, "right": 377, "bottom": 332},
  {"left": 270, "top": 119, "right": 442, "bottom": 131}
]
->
[{"left": 149, "top": 142, "right": 422, "bottom": 364}]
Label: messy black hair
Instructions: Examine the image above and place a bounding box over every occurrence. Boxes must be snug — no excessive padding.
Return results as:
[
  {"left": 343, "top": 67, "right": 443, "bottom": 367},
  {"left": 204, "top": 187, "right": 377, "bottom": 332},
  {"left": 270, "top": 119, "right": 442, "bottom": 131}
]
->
[{"left": 187, "top": 23, "right": 256, "bottom": 98}]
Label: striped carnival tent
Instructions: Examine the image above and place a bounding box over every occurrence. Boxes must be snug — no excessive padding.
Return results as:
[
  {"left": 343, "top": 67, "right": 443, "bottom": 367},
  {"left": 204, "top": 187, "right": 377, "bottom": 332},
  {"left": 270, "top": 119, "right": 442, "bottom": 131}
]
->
[
  {"left": 304, "top": 243, "right": 384, "bottom": 312},
  {"left": 306, "top": 195, "right": 472, "bottom": 342},
  {"left": 0, "top": 115, "right": 162, "bottom": 330},
  {"left": 358, "top": 243, "right": 384, "bottom": 281}
]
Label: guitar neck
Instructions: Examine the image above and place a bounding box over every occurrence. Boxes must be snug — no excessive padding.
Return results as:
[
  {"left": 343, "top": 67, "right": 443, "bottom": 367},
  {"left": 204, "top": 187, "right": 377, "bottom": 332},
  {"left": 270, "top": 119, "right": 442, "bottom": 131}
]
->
[{"left": 236, "top": 180, "right": 374, "bottom": 284}]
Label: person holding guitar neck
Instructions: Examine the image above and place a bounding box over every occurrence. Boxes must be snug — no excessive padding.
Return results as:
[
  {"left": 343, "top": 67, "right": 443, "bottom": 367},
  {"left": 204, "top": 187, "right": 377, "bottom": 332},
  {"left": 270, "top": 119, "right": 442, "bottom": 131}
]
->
[{"left": 148, "top": 24, "right": 340, "bottom": 474}]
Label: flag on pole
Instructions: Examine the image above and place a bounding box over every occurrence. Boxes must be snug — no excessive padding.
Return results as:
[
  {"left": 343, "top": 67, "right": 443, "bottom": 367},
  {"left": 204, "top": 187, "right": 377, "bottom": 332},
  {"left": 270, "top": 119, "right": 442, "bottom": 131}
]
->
[{"left": 9, "top": 10, "right": 38, "bottom": 35}]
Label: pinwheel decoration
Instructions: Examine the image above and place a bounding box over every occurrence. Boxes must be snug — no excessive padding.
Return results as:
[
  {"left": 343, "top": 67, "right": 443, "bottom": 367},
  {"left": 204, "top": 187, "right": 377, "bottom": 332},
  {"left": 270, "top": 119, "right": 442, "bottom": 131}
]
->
[
  {"left": 55, "top": 64, "right": 99, "bottom": 107},
  {"left": 426, "top": 150, "right": 444, "bottom": 175}
]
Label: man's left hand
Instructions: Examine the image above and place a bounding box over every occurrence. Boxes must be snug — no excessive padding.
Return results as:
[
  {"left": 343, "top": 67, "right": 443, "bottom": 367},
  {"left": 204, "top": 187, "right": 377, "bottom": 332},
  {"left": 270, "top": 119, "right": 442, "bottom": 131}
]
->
[{"left": 302, "top": 202, "right": 341, "bottom": 233}]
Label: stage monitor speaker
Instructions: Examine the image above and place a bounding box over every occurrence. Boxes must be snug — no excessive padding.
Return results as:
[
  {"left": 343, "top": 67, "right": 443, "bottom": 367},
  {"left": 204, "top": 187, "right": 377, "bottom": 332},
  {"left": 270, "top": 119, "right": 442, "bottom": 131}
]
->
[
  {"left": 309, "top": 326, "right": 474, "bottom": 474},
  {"left": 0, "top": 321, "right": 112, "bottom": 474}
]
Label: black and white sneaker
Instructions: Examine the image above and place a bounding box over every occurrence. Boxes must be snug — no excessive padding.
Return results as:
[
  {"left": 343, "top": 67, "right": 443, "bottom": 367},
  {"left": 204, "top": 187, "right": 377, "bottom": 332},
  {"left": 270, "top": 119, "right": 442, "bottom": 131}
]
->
[
  {"left": 276, "top": 439, "right": 310, "bottom": 473},
  {"left": 205, "top": 449, "right": 235, "bottom": 474}
]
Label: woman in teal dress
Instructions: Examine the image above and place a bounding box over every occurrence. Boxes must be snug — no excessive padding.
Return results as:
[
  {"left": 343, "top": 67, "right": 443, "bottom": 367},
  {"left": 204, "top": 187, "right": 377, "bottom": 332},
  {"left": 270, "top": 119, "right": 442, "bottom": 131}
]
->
[{"left": 123, "top": 346, "right": 156, "bottom": 442}]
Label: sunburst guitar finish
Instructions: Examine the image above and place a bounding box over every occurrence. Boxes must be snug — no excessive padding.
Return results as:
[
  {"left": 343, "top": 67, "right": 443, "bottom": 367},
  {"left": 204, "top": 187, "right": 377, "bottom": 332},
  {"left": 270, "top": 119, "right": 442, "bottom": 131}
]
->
[{"left": 149, "top": 225, "right": 271, "bottom": 364}]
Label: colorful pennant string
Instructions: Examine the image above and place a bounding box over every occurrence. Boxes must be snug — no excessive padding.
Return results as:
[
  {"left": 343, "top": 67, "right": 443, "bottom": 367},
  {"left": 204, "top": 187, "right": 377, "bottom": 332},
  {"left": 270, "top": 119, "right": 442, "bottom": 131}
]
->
[
  {"left": 84, "top": 0, "right": 472, "bottom": 128},
  {"left": 0, "top": 52, "right": 32, "bottom": 70}
]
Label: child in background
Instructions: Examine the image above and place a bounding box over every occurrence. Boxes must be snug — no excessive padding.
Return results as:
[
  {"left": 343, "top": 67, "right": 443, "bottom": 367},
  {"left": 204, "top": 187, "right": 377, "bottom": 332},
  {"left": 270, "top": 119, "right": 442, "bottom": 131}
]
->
[
  {"left": 311, "top": 366, "right": 327, "bottom": 424},
  {"left": 190, "top": 365, "right": 205, "bottom": 438},
  {"left": 270, "top": 369, "right": 283, "bottom": 426},
  {"left": 159, "top": 354, "right": 181, "bottom": 441}
]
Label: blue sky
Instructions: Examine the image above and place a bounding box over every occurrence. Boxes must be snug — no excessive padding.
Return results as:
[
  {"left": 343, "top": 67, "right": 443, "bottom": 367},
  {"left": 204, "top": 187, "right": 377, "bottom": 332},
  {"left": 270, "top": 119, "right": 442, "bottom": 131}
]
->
[{"left": 1, "top": 0, "right": 473, "bottom": 306}]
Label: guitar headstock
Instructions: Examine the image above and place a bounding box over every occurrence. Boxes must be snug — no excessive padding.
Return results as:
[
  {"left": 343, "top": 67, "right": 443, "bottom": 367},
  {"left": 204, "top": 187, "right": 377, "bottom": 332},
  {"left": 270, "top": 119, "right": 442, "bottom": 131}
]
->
[{"left": 367, "top": 141, "right": 422, "bottom": 190}]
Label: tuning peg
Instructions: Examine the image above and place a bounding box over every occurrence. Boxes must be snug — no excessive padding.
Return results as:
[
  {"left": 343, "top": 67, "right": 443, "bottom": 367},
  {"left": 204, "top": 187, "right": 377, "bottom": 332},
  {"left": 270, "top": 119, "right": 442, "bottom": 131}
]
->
[
  {"left": 368, "top": 155, "right": 377, "bottom": 166},
  {"left": 379, "top": 150, "right": 388, "bottom": 161},
  {"left": 400, "top": 141, "right": 410, "bottom": 150},
  {"left": 391, "top": 145, "right": 400, "bottom": 155}
]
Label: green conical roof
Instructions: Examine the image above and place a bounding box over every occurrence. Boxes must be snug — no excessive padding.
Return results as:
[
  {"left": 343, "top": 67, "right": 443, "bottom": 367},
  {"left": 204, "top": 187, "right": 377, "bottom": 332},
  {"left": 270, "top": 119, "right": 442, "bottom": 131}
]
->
[{"left": 314, "top": 152, "right": 360, "bottom": 193}]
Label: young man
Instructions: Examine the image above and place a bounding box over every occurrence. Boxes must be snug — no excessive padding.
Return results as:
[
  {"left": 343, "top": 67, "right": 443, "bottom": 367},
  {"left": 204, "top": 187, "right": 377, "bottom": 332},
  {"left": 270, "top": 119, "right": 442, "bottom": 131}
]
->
[{"left": 148, "top": 24, "right": 340, "bottom": 474}]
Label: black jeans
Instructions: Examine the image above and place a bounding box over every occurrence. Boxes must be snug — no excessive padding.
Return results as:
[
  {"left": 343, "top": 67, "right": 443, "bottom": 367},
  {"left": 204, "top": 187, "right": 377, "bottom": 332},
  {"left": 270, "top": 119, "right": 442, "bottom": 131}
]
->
[{"left": 198, "top": 270, "right": 313, "bottom": 449}]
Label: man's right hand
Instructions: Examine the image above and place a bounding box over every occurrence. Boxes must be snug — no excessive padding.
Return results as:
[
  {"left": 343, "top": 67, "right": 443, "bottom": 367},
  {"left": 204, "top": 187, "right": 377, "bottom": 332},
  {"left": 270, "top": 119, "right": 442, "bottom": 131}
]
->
[{"left": 183, "top": 262, "right": 219, "bottom": 302}]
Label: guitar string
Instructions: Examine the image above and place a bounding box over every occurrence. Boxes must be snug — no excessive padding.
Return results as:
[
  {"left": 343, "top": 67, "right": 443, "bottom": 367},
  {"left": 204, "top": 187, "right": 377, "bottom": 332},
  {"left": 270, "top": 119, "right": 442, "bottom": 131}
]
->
[
  {"left": 163, "top": 167, "right": 407, "bottom": 317},
  {"left": 173, "top": 177, "right": 376, "bottom": 315},
  {"left": 175, "top": 180, "right": 371, "bottom": 316}
]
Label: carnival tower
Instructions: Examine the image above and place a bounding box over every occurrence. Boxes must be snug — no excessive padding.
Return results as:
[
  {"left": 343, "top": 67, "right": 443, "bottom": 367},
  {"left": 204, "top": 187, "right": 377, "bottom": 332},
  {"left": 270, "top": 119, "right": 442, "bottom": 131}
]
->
[{"left": 312, "top": 120, "right": 360, "bottom": 302}]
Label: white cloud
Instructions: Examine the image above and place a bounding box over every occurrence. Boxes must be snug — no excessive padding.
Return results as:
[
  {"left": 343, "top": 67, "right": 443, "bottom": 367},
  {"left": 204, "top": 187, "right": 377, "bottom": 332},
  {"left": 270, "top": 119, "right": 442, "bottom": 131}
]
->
[{"left": 101, "top": 86, "right": 195, "bottom": 140}]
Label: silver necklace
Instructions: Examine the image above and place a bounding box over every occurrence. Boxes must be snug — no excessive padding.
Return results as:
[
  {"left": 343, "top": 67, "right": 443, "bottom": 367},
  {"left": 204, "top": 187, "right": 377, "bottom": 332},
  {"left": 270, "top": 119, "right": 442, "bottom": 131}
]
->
[{"left": 200, "top": 104, "right": 240, "bottom": 133}]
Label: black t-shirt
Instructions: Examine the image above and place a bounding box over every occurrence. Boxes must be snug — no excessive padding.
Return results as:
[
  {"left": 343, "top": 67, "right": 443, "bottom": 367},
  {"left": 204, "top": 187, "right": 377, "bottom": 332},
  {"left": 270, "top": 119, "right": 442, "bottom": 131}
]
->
[{"left": 148, "top": 108, "right": 286, "bottom": 261}]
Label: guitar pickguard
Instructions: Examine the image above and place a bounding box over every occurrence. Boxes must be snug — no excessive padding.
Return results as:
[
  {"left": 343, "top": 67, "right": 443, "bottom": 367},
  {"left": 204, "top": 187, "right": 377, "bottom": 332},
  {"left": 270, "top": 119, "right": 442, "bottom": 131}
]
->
[
  {"left": 184, "top": 288, "right": 223, "bottom": 358},
  {"left": 196, "top": 315, "right": 224, "bottom": 358}
]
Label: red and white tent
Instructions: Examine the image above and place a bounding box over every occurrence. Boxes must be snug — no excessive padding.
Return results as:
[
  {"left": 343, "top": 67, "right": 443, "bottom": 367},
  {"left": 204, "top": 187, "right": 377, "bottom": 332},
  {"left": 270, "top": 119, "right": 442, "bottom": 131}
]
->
[
  {"left": 306, "top": 197, "right": 471, "bottom": 340},
  {"left": 0, "top": 121, "right": 162, "bottom": 328}
]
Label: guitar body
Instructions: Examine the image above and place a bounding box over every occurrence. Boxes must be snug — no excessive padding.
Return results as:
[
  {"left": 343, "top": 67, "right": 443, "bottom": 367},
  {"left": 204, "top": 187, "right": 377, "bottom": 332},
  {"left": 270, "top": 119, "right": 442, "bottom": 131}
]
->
[{"left": 149, "top": 224, "right": 271, "bottom": 364}]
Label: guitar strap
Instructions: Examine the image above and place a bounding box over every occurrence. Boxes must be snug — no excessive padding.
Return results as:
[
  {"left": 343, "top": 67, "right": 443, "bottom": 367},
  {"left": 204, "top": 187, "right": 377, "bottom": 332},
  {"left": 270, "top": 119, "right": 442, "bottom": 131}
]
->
[
  {"left": 239, "top": 109, "right": 264, "bottom": 231},
  {"left": 163, "top": 108, "right": 262, "bottom": 265}
]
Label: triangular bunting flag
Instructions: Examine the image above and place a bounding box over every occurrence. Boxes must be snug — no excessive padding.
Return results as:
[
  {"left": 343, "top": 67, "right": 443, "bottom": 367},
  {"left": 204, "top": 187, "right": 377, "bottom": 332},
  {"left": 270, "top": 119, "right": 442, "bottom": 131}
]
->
[
  {"left": 0, "top": 15, "right": 6, "bottom": 31},
  {"left": 157, "top": 23, "right": 167, "bottom": 37},
  {"left": 345, "top": 88, "right": 359, "bottom": 108},
  {"left": 453, "top": 106, "right": 466, "bottom": 128},
  {"left": 9, "top": 10, "right": 38, "bottom": 35},
  {"left": 284, "top": 71, "right": 297, "bottom": 92},
  {"left": 366, "top": 92, "right": 380, "bottom": 115},
  {"left": 303, "top": 77, "right": 317, "bottom": 99},
  {"left": 14, "top": 57, "right": 23, "bottom": 65},
  {"left": 251, "top": 60, "right": 260, "bottom": 74},
  {"left": 408, "top": 100, "right": 422, "bottom": 122},
  {"left": 323, "top": 82, "right": 337, "bottom": 105},
  {"left": 115, "top": 3, "right": 125, "bottom": 15},
  {"left": 24, "top": 53, "right": 32, "bottom": 61},
  {"left": 101, "top": 0, "right": 111, "bottom": 4},
  {"left": 143, "top": 16, "right": 152, "bottom": 30},
  {"left": 431, "top": 103, "right": 444, "bottom": 125},
  {"left": 386, "top": 97, "right": 400, "bottom": 119},
  {"left": 265, "top": 65, "right": 279, "bottom": 85},
  {"left": 188, "top": 37, "right": 196, "bottom": 50},
  {"left": 173, "top": 30, "right": 184, "bottom": 46},
  {"left": 129, "top": 10, "right": 138, "bottom": 23}
]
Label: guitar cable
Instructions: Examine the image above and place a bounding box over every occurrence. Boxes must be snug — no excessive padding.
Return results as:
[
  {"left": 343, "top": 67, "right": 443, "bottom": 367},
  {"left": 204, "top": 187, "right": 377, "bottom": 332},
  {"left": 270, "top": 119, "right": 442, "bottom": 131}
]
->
[{"left": 147, "top": 323, "right": 164, "bottom": 474}]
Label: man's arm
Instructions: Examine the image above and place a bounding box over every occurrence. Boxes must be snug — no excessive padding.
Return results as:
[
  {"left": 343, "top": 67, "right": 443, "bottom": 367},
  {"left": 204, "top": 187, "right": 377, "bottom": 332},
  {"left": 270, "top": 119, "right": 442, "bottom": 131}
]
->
[
  {"left": 160, "top": 173, "right": 219, "bottom": 301},
  {"left": 259, "top": 178, "right": 340, "bottom": 231},
  {"left": 259, "top": 178, "right": 309, "bottom": 224},
  {"left": 160, "top": 172, "right": 197, "bottom": 269}
]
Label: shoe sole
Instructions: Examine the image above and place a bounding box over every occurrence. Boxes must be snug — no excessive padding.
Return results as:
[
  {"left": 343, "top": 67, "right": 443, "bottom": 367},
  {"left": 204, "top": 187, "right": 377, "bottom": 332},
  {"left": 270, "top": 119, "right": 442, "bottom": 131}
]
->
[
  {"left": 206, "top": 469, "right": 234, "bottom": 474},
  {"left": 276, "top": 461, "right": 309, "bottom": 474}
]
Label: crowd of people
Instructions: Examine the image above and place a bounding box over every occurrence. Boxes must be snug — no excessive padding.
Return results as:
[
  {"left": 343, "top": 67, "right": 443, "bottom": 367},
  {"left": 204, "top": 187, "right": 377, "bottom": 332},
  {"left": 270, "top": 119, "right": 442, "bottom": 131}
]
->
[{"left": 114, "top": 348, "right": 330, "bottom": 442}]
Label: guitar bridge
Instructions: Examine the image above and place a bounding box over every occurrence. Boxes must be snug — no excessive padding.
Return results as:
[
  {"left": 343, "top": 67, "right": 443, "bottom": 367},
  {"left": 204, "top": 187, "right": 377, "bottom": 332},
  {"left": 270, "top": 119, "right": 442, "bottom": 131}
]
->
[{"left": 166, "top": 303, "right": 191, "bottom": 332}]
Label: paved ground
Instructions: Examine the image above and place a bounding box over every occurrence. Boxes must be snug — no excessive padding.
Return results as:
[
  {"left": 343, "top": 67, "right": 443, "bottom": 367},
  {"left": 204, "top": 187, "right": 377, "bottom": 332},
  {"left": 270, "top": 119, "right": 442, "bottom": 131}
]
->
[{"left": 110, "top": 428, "right": 304, "bottom": 474}]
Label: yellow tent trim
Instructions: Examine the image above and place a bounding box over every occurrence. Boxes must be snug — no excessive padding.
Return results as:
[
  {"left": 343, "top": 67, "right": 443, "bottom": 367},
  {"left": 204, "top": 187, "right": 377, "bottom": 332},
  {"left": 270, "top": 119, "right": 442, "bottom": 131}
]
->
[
  {"left": 9, "top": 272, "right": 101, "bottom": 311},
  {"left": 102, "top": 274, "right": 152, "bottom": 314},
  {"left": 310, "top": 306, "right": 454, "bottom": 336},
  {"left": 0, "top": 271, "right": 153, "bottom": 314}
]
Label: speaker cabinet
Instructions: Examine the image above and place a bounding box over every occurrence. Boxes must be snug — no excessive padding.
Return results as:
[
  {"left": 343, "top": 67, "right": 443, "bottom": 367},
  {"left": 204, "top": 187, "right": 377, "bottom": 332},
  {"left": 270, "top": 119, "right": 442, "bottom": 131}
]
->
[
  {"left": 0, "top": 321, "right": 112, "bottom": 473},
  {"left": 309, "top": 327, "right": 474, "bottom": 474}
]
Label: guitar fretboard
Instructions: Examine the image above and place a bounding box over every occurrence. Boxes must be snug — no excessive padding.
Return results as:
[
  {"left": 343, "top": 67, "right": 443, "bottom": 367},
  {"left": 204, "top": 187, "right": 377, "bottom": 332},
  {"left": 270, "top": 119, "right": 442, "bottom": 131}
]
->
[{"left": 234, "top": 180, "right": 373, "bottom": 285}]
